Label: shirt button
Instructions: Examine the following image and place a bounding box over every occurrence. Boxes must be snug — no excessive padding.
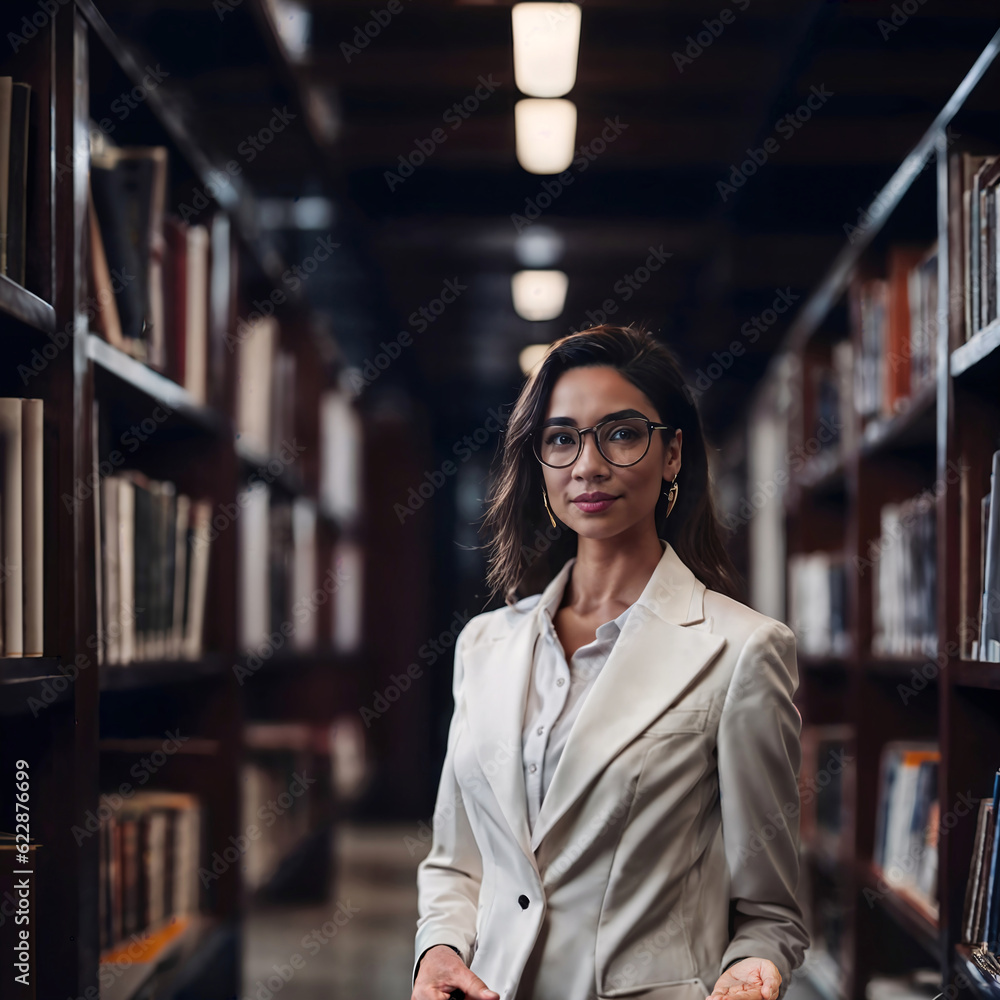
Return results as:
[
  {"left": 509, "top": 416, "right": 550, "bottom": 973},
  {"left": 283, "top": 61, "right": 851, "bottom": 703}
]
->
[
  {"left": 556, "top": 677, "right": 565, "bottom": 687},
  {"left": 537, "top": 726, "right": 544, "bottom": 735},
  {"left": 528, "top": 763, "right": 537, "bottom": 773},
  {"left": 518, "top": 895, "right": 530, "bottom": 909}
]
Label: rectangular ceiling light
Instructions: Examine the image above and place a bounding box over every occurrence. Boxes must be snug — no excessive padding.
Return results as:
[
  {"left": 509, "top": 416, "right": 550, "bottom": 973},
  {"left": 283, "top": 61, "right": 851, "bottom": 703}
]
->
[
  {"left": 514, "top": 98, "right": 577, "bottom": 174},
  {"left": 512, "top": 2, "right": 581, "bottom": 98},
  {"left": 512, "top": 270, "right": 569, "bottom": 321}
]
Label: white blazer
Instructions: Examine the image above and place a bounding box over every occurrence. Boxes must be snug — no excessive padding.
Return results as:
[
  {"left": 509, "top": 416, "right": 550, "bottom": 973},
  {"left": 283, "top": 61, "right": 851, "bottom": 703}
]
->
[{"left": 414, "top": 540, "right": 808, "bottom": 1000}]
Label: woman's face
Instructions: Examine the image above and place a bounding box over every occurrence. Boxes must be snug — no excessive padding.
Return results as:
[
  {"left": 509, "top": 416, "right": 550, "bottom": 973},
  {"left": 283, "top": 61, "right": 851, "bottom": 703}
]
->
[{"left": 538, "top": 365, "right": 682, "bottom": 541}]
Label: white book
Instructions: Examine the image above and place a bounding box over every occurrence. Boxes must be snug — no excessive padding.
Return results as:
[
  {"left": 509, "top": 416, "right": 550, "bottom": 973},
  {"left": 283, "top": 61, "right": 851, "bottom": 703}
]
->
[
  {"left": 0, "top": 398, "right": 23, "bottom": 655},
  {"left": 236, "top": 316, "right": 277, "bottom": 457},
  {"left": 237, "top": 481, "right": 270, "bottom": 650},
  {"left": 182, "top": 499, "right": 211, "bottom": 661},
  {"left": 117, "top": 478, "right": 135, "bottom": 664},
  {"left": 291, "top": 498, "right": 317, "bottom": 651},
  {"left": 101, "top": 475, "right": 120, "bottom": 664},
  {"left": 980, "top": 451, "right": 1000, "bottom": 660},
  {"left": 21, "top": 399, "right": 42, "bottom": 655}
]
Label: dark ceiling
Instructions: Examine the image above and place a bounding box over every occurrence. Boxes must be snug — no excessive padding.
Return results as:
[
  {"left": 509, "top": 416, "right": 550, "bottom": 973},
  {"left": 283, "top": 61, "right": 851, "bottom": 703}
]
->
[{"left": 93, "top": 0, "right": 1000, "bottom": 443}]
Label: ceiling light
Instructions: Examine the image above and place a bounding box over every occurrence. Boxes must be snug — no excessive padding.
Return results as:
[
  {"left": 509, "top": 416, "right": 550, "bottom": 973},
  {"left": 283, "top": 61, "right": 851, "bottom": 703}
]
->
[
  {"left": 514, "top": 99, "right": 576, "bottom": 174},
  {"left": 511, "top": 2, "right": 581, "bottom": 98},
  {"left": 519, "top": 343, "right": 551, "bottom": 376},
  {"left": 512, "top": 270, "right": 568, "bottom": 321},
  {"left": 515, "top": 226, "right": 565, "bottom": 267}
]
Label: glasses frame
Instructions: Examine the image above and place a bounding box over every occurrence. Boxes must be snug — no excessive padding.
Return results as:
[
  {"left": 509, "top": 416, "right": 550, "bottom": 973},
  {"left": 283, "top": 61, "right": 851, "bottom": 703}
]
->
[{"left": 533, "top": 417, "right": 675, "bottom": 469}]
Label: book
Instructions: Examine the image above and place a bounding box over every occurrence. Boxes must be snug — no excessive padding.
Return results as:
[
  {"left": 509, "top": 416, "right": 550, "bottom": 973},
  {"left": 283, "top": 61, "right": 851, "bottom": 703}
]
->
[
  {"left": 235, "top": 315, "right": 277, "bottom": 457},
  {"left": 979, "top": 451, "right": 1000, "bottom": 662},
  {"left": 873, "top": 741, "right": 940, "bottom": 918},
  {"left": 0, "top": 398, "right": 23, "bottom": 656},
  {"left": 22, "top": 399, "right": 42, "bottom": 656},
  {"left": 962, "top": 797, "right": 995, "bottom": 944},
  {"left": 98, "top": 473, "right": 211, "bottom": 665},
  {"left": 787, "top": 552, "right": 849, "bottom": 658}
]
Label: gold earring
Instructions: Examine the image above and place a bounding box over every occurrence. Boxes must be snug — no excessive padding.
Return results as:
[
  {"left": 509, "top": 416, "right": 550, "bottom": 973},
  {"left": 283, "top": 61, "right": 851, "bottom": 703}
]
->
[
  {"left": 663, "top": 473, "right": 679, "bottom": 519},
  {"left": 542, "top": 487, "right": 557, "bottom": 528}
]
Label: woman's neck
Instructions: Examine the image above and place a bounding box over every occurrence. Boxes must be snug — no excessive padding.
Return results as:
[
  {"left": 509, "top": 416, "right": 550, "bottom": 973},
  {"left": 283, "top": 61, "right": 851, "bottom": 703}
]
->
[{"left": 562, "top": 527, "right": 663, "bottom": 617}]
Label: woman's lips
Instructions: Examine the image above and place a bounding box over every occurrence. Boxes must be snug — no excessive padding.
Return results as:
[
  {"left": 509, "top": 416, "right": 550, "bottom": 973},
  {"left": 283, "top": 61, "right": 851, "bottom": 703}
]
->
[{"left": 571, "top": 497, "right": 618, "bottom": 513}]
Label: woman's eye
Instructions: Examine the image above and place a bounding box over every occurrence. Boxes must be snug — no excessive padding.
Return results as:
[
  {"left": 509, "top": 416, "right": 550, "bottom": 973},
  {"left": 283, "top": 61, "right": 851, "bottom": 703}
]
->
[{"left": 608, "top": 426, "right": 637, "bottom": 441}]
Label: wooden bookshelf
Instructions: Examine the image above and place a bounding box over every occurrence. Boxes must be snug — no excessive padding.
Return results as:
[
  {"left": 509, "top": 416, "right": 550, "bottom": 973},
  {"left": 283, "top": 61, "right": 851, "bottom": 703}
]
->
[
  {"left": 0, "top": 1, "right": 363, "bottom": 996},
  {"left": 732, "top": 24, "right": 1000, "bottom": 1000}
]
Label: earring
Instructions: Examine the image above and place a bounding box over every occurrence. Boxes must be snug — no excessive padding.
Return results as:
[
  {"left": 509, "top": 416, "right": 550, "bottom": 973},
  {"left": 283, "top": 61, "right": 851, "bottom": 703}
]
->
[
  {"left": 663, "top": 473, "right": 679, "bottom": 519},
  {"left": 542, "top": 486, "right": 557, "bottom": 528}
]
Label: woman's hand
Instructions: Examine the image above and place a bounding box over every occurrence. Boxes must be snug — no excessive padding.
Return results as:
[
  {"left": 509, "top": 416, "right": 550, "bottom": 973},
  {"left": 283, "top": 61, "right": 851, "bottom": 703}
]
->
[
  {"left": 706, "top": 957, "right": 782, "bottom": 1000},
  {"left": 411, "top": 944, "right": 500, "bottom": 1000}
]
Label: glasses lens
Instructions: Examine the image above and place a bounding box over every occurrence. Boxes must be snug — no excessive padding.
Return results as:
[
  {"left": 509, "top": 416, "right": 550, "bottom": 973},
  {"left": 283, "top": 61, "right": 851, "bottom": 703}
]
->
[
  {"left": 536, "top": 425, "right": 580, "bottom": 467},
  {"left": 597, "top": 418, "right": 650, "bottom": 465}
]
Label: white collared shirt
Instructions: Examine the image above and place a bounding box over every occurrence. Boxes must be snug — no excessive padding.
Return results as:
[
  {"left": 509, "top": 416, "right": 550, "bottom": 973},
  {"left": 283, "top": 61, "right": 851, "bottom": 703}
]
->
[{"left": 520, "top": 556, "right": 635, "bottom": 834}]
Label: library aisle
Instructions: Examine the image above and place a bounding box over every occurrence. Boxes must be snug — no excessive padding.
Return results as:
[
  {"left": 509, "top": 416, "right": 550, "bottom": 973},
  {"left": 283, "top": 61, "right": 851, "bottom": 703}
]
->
[{"left": 3, "top": 1, "right": 1000, "bottom": 999}]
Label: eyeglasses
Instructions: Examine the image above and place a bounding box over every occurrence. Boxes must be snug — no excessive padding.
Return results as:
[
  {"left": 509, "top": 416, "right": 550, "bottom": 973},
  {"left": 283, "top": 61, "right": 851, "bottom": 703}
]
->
[{"left": 533, "top": 417, "right": 674, "bottom": 469}]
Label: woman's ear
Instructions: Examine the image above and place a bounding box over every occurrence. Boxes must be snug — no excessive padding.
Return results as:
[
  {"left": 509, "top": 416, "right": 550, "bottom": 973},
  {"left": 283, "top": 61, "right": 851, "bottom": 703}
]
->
[{"left": 661, "top": 428, "right": 682, "bottom": 480}]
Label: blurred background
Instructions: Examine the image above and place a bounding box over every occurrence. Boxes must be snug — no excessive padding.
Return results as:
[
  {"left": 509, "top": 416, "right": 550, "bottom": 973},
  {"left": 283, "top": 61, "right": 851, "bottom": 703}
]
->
[{"left": 3, "top": 1, "right": 1000, "bottom": 998}]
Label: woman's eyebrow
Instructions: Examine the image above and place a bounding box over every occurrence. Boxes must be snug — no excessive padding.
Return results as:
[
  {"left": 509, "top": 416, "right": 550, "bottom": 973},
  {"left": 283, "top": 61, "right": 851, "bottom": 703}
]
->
[{"left": 541, "top": 408, "right": 648, "bottom": 427}]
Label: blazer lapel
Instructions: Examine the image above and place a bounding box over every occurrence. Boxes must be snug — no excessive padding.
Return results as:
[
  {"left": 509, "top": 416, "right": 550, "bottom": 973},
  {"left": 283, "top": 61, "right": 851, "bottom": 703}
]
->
[{"left": 462, "top": 541, "right": 728, "bottom": 868}]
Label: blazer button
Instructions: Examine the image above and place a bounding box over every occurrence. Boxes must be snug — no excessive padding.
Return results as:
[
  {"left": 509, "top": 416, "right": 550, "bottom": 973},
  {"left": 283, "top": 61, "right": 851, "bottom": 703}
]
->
[{"left": 518, "top": 894, "right": 529, "bottom": 909}]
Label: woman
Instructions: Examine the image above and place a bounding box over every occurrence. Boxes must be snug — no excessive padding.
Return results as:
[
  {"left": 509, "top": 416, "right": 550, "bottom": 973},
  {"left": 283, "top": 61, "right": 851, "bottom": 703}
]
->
[{"left": 411, "top": 326, "right": 808, "bottom": 1000}]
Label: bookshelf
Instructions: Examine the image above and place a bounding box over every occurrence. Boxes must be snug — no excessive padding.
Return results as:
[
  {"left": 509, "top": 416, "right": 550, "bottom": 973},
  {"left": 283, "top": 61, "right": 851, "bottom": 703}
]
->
[
  {"left": 734, "top": 25, "right": 1000, "bottom": 1000},
  {"left": 0, "top": 0, "right": 363, "bottom": 997}
]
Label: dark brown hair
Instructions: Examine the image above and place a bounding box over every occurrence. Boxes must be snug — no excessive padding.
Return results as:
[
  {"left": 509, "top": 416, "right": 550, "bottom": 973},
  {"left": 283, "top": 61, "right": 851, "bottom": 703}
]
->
[{"left": 480, "top": 324, "right": 741, "bottom": 605}]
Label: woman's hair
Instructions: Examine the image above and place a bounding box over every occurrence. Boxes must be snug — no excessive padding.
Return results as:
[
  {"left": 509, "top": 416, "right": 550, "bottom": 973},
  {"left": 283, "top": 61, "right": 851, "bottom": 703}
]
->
[{"left": 480, "top": 324, "right": 742, "bottom": 606}]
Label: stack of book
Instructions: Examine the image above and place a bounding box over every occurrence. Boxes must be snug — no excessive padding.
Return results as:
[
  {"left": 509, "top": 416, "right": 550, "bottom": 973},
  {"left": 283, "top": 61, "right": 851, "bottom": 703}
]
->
[
  {"left": 0, "top": 398, "right": 43, "bottom": 658},
  {"left": 872, "top": 741, "right": 940, "bottom": 919},
  {"left": 241, "top": 723, "right": 327, "bottom": 893},
  {"left": 850, "top": 244, "right": 939, "bottom": 427},
  {"left": 0, "top": 77, "right": 31, "bottom": 287},
  {"left": 787, "top": 552, "right": 849, "bottom": 658},
  {"left": 88, "top": 132, "right": 231, "bottom": 406},
  {"left": 962, "top": 769, "right": 1000, "bottom": 968},
  {"left": 806, "top": 339, "right": 855, "bottom": 464},
  {"left": 237, "top": 490, "right": 319, "bottom": 653},
  {"left": 97, "top": 791, "right": 203, "bottom": 953},
  {"left": 97, "top": 472, "right": 212, "bottom": 664},
  {"left": 872, "top": 492, "right": 937, "bottom": 659},
  {"left": 952, "top": 153, "right": 1000, "bottom": 342},
  {"left": 974, "top": 449, "right": 1000, "bottom": 662}
]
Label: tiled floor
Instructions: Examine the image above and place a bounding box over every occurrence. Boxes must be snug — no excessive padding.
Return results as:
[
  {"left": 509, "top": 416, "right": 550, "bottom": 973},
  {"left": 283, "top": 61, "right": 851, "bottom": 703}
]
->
[{"left": 244, "top": 820, "right": 832, "bottom": 1000}]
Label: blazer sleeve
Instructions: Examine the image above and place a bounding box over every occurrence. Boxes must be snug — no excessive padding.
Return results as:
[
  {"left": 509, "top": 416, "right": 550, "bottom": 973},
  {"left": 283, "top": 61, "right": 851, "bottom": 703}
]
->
[
  {"left": 412, "top": 622, "right": 483, "bottom": 987},
  {"left": 716, "top": 619, "right": 810, "bottom": 993}
]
